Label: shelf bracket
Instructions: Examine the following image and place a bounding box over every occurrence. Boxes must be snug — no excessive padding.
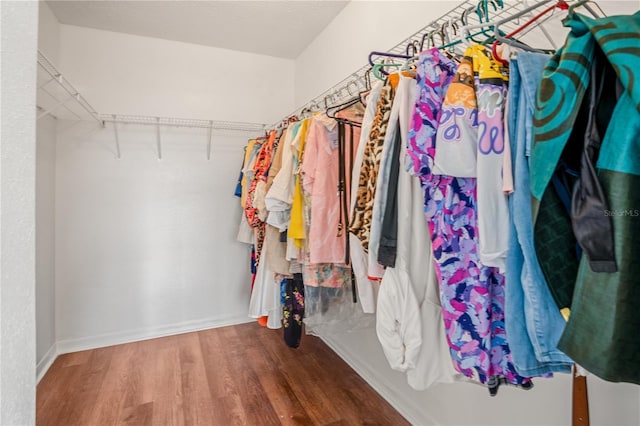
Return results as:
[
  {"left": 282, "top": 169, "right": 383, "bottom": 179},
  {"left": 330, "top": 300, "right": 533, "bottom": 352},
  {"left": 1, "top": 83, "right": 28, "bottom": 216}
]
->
[
  {"left": 207, "top": 121, "right": 213, "bottom": 160},
  {"left": 37, "top": 94, "right": 74, "bottom": 120},
  {"left": 112, "top": 115, "right": 121, "bottom": 159},
  {"left": 156, "top": 117, "right": 162, "bottom": 160},
  {"left": 38, "top": 76, "right": 56, "bottom": 90}
]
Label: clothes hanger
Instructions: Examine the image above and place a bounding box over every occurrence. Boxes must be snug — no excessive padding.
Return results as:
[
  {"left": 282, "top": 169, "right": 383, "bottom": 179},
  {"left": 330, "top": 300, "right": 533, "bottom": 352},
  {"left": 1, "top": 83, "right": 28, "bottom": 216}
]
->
[
  {"left": 372, "top": 61, "right": 402, "bottom": 80},
  {"left": 492, "top": 0, "right": 567, "bottom": 64},
  {"left": 460, "top": 6, "right": 488, "bottom": 44},
  {"left": 368, "top": 51, "right": 412, "bottom": 67},
  {"left": 299, "top": 99, "right": 320, "bottom": 119},
  {"left": 419, "top": 30, "right": 434, "bottom": 52},
  {"left": 447, "top": 18, "right": 459, "bottom": 41},
  {"left": 323, "top": 80, "right": 364, "bottom": 128},
  {"left": 566, "top": 0, "right": 605, "bottom": 18},
  {"left": 326, "top": 97, "right": 360, "bottom": 116},
  {"left": 431, "top": 27, "right": 503, "bottom": 57},
  {"left": 476, "top": 0, "right": 504, "bottom": 27},
  {"left": 357, "top": 69, "right": 374, "bottom": 106},
  {"left": 325, "top": 90, "right": 360, "bottom": 113},
  {"left": 492, "top": 0, "right": 606, "bottom": 64},
  {"left": 328, "top": 101, "right": 364, "bottom": 127},
  {"left": 368, "top": 51, "right": 412, "bottom": 77},
  {"left": 406, "top": 40, "right": 420, "bottom": 57},
  {"left": 477, "top": 0, "right": 504, "bottom": 20},
  {"left": 454, "top": 1, "right": 509, "bottom": 50},
  {"left": 362, "top": 68, "right": 372, "bottom": 92}
]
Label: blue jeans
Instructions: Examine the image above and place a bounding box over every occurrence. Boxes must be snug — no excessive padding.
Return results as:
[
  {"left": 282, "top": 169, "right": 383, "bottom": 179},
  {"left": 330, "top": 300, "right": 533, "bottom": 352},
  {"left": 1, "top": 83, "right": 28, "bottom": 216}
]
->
[{"left": 505, "top": 53, "right": 574, "bottom": 376}]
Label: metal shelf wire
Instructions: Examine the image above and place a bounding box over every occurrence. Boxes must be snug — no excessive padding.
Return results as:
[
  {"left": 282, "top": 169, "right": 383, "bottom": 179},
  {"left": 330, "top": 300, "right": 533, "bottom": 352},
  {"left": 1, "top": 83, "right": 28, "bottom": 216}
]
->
[
  {"left": 98, "top": 114, "right": 266, "bottom": 132},
  {"left": 36, "top": 51, "right": 267, "bottom": 159},
  {"left": 36, "top": 51, "right": 267, "bottom": 133},
  {"left": 273, "top": 0, "right": 585, "bottom": 128},
  {"left": 37, "top": 51, "right": 101, "bottom": 122}
]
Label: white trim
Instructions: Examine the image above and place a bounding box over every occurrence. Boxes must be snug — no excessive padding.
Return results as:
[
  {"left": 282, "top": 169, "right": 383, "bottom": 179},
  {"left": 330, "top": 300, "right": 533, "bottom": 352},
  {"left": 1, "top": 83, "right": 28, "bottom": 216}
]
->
[
  {"left": 320, "top": 334, "right": 439, "bottom": 426},
  {"left": 36, "top": 343, "right": 58, "bottom": 384},
  {"left": 56, "top": 314, "right": 253, "bottom": 355}
]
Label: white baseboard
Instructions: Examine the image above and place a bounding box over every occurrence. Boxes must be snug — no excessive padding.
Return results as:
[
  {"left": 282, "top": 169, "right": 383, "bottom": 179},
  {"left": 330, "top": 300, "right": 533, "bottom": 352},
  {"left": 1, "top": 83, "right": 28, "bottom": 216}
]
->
[
  {"left": 320, "top": 334, "right": 439, "bottom": 426},
  {"left": 36, "top": 343, "right": 58, "bottom": 384},
  {"left": 55, "top": 313, "right": 253, "bottom": 356}
]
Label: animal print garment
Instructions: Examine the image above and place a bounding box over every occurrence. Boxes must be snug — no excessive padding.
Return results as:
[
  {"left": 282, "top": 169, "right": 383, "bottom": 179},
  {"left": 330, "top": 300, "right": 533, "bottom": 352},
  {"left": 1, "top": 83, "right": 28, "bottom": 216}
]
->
[{"left": 349, "top": 81, "right": 395, "bottom": 253}]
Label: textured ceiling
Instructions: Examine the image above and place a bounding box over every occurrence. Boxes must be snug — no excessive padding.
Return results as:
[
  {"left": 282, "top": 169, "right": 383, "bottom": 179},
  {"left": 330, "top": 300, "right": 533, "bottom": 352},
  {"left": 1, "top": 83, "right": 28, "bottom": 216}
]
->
[{"left": 46, "top": 0, "right": 349, "bottom": 59}]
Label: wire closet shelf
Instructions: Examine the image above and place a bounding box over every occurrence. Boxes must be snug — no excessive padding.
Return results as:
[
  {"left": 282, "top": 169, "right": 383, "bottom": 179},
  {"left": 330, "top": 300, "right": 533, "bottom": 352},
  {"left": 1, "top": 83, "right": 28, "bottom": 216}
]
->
[
  {"left": 273, "top": 0, "right": 592, "bottom": 129},
  {"left": 36, "top": 51, "right": 268, "bottom": 159}
]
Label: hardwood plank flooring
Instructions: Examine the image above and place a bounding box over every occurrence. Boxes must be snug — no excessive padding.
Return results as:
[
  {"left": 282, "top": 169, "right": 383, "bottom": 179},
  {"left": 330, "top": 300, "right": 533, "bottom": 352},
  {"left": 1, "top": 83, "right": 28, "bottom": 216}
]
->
[{"left": 37, "top": 322, "right": 410, "bottom": 426}]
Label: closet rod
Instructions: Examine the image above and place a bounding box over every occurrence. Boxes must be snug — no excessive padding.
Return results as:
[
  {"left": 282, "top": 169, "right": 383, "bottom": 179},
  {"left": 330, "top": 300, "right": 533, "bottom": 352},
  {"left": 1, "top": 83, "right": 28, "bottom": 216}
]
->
[
  {"left": 37, "top": 50, "right": 267, "bottom": 133},
  {"left": 98, "top": 114, "right": 266, "bottom": 132},
  {"left": 271, "top": 0, "right": 565, "bottom": 128}
]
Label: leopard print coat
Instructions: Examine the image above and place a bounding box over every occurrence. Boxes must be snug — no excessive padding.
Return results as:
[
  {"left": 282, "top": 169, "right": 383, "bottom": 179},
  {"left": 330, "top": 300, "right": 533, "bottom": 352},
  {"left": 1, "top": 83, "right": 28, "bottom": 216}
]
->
[{"left": 349, "top": 81, "right": 395, "bottom": 252}]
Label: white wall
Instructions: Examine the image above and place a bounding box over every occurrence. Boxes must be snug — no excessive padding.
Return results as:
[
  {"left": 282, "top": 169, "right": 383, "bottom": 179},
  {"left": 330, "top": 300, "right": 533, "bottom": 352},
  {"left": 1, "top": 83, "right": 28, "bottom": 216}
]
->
[
  {"left": 36, "top": 0, "right": 60, "bottom": 379},
  {"left": 36, "top": 116, "right": 57, "bottom": 375},
  {"left": 294, "top": 0, "right": 640, "bottom": 107},
  {"left": 59, "top": 24, "right": 295, "bottom": 125},
  {"left": 38, "top": 0, "right": 60, "bottom": 64},
  {"left": 325, "top": 329, "right": 640, "bottom": 426},
  {"left": 53, "top": 24, "right": 294, "bottom": 349},
  {"left": 295, "top": 1, "right": 640, "bottom": 425},
  {"left": 294, "top": 1, "right": 453, "bottom": 106},
  {"left": 55, "top": 122, "right": 253, "bottom": 351},
  {"left": 0, "top": 1, "right": 38, "bottom": 424}
]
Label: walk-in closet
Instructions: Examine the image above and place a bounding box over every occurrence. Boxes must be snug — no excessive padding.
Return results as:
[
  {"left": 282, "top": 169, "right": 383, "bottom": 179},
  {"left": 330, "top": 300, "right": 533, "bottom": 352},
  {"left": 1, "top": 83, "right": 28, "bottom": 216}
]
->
[{"left": 1, "top": 1, "right": 639, "bottom": 425}]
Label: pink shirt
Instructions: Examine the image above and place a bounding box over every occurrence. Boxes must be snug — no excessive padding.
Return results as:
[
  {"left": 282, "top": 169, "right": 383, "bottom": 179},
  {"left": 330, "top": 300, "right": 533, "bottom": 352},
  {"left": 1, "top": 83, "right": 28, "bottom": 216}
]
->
[{"left": 301, "top": 114, "right": 360, "bottom": 264}]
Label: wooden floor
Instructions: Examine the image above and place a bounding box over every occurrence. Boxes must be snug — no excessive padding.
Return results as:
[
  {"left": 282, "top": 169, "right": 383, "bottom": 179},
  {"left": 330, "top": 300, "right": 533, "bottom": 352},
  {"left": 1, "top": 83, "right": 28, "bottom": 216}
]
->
[{"left": 37, "top": 322, "right": 409, "bottom": 425}]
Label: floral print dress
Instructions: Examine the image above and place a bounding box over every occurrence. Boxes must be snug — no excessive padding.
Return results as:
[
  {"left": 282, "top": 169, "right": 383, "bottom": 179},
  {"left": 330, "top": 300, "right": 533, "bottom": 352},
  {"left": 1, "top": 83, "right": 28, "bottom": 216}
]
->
[
  {"left": 408, "top": 48, "right": 531, "bottom": 394},
  {"left": 282, "top": 273, "right": 305, "bottom": 348}
]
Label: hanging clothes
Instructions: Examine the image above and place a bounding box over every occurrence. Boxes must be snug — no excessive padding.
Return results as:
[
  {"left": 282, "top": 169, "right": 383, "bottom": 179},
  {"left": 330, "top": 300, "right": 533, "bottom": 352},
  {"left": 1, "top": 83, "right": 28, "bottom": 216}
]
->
[
  {"left": 431, "top": 44, "right": 511, "bottom": 270},
  {"left": 298, "top": 115, "right": 353, "bottom": 289},
  {"left": 267, "top": 128, "right": 287, "bottom": 192},
  {"left": 505, "top": 51, "right": 574, "bottom": 377},
  {"left": 474, "top": 46, "right": 510, "bottom": 271},
  {"left": 410, "top": 48, "right": 531, "bottom": 394},
  {"left": 245, "top": 131, "right": 277, "bottom": 267},
  {"left": 240, "top": 138, "right": 261, "bottom": 208},
  {"left": 349, "top": 81, "right": 384, "bottom": 314},
  {"left": 349, "top": 79, "right": 395, "bottom": 254},
  {"left": 264, "top": 128, "right": 292, "bottom": 275},
  {"left": 368, "top": 73, "right": 411, "bottom": 279},
  {"left": 265, "top": 122, "right": 301, "bottom": 231},
  {"left": 530, "top": 11, "right": 640, "bottom": 384},
  {"left": 376, "top": 77, "right": 421, "bottom": 372},
  {"left": 248, "top": 130, "right": 286, "bottom": 328},
  {"left": 248, "top": 232, "right": 282, "bottom": 329},
  {"left": 288, "top": 118, "right": 312, "bottom": 250},
  {"left": 376, "top": 72, "right": 462, "bottom": 389},
  {"left": 245, "top": 131, "right": 276, "bottom": 228},
  {"left": 301, "top": 114, "right": 356, "bottom": 264},
  {"left": 282, "top": 274, "right": 305, "bottom": 348},
  {"left": 376, "top": 121, "right": 402, "bottom": 269},
  {"left": 432, "top": 49, "right": 478, "bottom": 178},
  {"left": 236, "top": 141, "right": 258, "bottom": 246}
]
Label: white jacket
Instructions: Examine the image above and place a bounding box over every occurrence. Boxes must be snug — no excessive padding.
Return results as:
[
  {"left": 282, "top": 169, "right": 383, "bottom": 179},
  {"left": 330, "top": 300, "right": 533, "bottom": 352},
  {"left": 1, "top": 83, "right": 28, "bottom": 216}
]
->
[{"left": 376, "top": 75, "right": 460, "bottom": 389}]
